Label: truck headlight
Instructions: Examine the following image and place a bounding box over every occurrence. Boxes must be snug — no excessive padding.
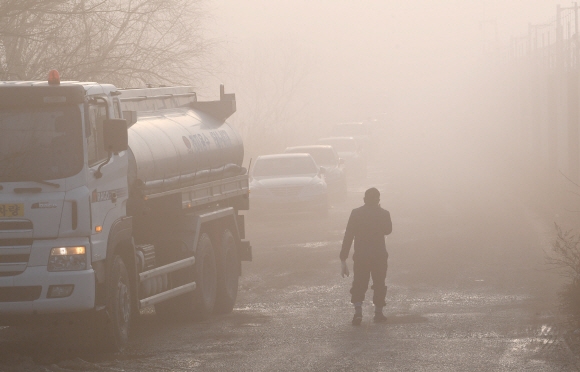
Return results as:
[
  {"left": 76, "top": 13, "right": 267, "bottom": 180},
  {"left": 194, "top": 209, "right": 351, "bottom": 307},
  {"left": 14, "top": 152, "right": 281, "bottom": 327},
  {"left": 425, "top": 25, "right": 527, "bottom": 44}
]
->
[{"left": 48, "top": 246, "right": 87, "bottom": 271}]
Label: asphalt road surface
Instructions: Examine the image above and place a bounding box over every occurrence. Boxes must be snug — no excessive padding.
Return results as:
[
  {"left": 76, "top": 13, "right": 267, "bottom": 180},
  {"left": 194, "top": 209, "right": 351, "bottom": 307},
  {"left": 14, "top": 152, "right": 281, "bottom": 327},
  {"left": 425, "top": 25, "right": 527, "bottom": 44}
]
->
[{"left": 0, "top": 141, "right": 577, "bottom": 371}]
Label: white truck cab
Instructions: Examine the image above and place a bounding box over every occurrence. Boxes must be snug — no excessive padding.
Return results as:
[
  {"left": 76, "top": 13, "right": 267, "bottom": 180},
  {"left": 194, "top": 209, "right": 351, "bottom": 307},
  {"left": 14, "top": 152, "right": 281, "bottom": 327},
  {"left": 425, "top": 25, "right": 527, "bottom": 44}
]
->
[
  {"left": 0, "top": 76, "right": 125, "bottom": 314},
  {"left": 0, "top": 72, "right": 251, "bottom": 351}
]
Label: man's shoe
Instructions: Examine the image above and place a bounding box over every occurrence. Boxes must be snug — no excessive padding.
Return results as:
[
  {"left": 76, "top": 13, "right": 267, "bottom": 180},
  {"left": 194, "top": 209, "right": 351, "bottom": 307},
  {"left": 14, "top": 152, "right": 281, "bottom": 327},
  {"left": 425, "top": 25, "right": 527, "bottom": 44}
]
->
[
  {"left": 374, "top": 312, "right": 387, "bottom": 323},
  {"left": 352, "top": 313, "right": 363, "bottom": 326}
]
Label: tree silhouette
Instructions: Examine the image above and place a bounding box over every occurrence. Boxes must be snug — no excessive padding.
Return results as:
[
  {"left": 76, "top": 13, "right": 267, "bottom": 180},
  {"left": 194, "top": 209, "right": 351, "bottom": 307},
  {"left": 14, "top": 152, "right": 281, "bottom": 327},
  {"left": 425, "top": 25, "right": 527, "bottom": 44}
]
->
[{"left": 0, "top": 0, "right": 213, "bottom": 87}]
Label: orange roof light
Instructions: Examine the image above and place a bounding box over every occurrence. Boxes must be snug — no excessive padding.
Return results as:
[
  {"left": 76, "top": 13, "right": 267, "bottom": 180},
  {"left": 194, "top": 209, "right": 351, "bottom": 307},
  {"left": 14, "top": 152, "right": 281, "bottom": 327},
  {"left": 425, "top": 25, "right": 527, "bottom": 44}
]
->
[{"left": 48, "top": 69, "right": 60, "bottom": 85}]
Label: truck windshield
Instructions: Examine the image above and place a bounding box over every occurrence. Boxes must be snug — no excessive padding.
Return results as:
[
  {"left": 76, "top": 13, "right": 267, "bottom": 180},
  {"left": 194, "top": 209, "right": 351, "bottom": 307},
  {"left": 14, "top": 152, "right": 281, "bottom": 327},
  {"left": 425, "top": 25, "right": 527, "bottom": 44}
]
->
[{"left": 0, "top": 105, "right": 83, "bottom": 182}]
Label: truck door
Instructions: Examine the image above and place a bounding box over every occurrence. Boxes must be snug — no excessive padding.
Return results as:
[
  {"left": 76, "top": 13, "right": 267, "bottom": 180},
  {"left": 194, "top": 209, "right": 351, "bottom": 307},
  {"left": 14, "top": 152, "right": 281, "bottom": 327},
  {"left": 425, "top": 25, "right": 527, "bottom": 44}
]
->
[{"left": 86, "top": 102, "right": 128, "bottom": 262}]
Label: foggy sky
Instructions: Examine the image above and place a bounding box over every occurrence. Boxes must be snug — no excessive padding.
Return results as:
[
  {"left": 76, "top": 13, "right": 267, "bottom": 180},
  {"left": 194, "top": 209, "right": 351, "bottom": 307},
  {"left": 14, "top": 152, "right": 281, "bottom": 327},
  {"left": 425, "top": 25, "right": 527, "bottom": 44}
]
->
[
  {"left": 202, "top": 1, "right": 567, "bottom": 173},
  {"left": 210, "top": 1, "right": 563, "bottom": 56},
  {"left": 204, "top": 1, "right": 562, "bottom": 123}
]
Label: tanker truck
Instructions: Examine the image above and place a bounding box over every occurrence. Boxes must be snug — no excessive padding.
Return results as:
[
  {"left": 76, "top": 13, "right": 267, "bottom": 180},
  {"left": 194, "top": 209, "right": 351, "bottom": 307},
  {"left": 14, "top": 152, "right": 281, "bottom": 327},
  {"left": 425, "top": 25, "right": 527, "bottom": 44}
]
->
[{"left": 0, "top": 71, "right": 251, "bottom": 351}]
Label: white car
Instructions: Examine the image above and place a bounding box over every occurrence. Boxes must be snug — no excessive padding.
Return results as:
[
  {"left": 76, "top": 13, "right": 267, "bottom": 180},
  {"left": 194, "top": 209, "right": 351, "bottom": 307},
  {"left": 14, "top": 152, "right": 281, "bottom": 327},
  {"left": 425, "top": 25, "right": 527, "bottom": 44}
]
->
[
  {"left": 250, "top": 153, "right": 328, "bottom": 215},
  {"left": 332, "top": 122, "right": 371, "bottom": 151},
  {"left": 284, "top": 145, "right": 347, "bottom": 201},
  {"left": 317, "top": 137, "right": 367, "bottom": 179}
]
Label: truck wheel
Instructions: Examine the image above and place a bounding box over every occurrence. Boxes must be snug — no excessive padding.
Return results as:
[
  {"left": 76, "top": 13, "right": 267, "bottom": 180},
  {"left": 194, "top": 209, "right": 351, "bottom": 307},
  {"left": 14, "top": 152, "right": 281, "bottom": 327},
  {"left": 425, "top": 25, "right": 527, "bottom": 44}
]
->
[
  {"left": 98, "top": 255, "right": 132, "bottom": 352},
  {"left": 214, "top": 229, "right": 239, "bottom": 314},
  {"left": 193, "top": 233, "right": 217, "bottom": 319}
]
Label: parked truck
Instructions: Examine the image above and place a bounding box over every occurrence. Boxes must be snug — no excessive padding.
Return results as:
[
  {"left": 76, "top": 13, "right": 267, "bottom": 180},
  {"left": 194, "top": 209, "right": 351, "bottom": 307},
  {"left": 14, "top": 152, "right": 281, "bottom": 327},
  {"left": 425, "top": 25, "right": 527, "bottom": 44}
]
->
[{"left": 0, "top": 71, "right": 251, "bottom": 351}]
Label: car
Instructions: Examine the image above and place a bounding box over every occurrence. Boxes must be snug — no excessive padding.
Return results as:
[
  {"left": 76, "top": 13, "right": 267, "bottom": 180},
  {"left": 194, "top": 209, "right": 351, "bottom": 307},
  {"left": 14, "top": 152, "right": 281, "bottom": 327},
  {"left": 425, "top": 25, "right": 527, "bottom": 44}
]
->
[
  {"left": 316, "top": 136, "right": 367, "bottom": 179},
  {"left": 249, "top": 153, "right": 329, "bottom": 216},
  {"left": 284, "top": 145, "right": 347, "bottom": 201},
  {"left": 332, "top": 122, "right": 372, "bottom": 153}
]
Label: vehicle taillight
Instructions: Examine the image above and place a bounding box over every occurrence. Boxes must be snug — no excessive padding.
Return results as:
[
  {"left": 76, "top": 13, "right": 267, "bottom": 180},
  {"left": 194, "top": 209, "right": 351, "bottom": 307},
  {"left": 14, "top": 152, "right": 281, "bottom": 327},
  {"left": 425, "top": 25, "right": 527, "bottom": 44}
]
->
[{"left": 48, "top": 69, "right": 60, "bottom": 85}]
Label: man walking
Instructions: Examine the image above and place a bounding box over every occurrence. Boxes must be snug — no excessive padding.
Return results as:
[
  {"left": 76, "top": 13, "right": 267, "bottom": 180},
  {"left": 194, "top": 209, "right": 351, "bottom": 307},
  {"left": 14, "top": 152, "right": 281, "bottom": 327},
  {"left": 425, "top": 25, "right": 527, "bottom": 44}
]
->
[{"left": 340, "top": 187, "right": 392, "bottom": 325}]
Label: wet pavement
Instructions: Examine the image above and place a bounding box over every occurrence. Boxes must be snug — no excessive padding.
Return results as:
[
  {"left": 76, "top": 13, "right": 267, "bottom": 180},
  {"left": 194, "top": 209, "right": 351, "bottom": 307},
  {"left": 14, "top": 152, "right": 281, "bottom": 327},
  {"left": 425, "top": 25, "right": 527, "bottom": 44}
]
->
[{"left": 0, "top": 144, "right": 577, "bottom": 371}]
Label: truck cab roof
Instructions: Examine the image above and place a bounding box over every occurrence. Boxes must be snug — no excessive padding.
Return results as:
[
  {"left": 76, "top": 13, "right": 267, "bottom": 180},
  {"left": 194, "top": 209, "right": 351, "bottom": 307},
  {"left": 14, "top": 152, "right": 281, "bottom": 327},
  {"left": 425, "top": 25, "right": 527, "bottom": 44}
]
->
[
  {"left": 0, "top": 80, "right": 117, "bottom": 93},
  {"left": 0, "top": 81, "right": 118, "bottom": 107}
]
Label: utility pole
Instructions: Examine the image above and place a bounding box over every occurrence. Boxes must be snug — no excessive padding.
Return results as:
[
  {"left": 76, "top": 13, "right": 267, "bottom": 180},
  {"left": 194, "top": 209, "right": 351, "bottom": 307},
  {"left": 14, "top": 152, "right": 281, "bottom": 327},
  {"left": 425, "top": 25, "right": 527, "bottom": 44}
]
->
[
  {"left": 574, "top": 2, "right": 578, "bottom": 42},
  {"left": 572, "top": 2, "right": 580, "bottom": 181},
  {"left": 555, "top": 2, "right": 580, "bottom": 182}
]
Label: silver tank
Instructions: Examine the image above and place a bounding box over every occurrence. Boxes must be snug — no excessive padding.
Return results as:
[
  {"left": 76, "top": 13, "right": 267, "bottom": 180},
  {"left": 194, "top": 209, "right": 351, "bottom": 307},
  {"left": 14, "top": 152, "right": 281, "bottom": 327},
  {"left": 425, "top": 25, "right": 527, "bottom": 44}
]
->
[{"left": 127, "top": 107, "right": 244, "bottom": 195}]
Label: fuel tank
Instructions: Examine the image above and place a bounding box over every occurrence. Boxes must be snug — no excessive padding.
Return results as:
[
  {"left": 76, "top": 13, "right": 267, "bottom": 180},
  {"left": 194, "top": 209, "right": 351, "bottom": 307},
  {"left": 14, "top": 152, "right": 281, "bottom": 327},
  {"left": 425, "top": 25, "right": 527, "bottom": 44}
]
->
[{"left": 126, "top": 107, "right": 244, "bottom": 195}]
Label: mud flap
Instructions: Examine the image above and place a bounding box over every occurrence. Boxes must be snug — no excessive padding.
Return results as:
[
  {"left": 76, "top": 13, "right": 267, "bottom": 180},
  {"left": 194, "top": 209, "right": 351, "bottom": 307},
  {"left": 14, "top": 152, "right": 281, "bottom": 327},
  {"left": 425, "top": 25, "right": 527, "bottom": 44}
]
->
[{"left": 239, "top": 240, "right": 252, "bottom": 262}]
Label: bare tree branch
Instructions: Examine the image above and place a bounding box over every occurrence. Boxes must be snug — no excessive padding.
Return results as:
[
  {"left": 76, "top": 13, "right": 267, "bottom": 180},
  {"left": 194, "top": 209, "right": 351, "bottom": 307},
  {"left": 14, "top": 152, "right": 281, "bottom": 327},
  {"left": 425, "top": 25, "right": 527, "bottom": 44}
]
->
[{"left": 0, "top": 0, "right": 214, "bottom": 87}]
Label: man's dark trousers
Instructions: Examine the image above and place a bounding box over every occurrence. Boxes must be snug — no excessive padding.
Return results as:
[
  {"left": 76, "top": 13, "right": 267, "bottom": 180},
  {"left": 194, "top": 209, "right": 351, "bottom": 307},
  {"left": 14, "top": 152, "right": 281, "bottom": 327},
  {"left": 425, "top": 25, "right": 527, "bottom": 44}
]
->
[{"left": 350, "top": 250, "right": 388, "bottom": 306}]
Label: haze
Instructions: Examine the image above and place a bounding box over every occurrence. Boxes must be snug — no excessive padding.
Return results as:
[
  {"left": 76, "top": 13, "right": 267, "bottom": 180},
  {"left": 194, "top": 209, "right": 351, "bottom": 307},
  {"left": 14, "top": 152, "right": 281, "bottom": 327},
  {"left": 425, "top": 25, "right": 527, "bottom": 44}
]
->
[
  {"left": 208, "top": 0, "right": 561, "bottom": 120},
  {"left": 2, "top": 1, "right": 580, "bottom": 370},
  {"left": 196, "top": 0, "right": 569, "bottom": 218},
  {"left": 205, "top": 1, "right": 564, "bottom": 171}
]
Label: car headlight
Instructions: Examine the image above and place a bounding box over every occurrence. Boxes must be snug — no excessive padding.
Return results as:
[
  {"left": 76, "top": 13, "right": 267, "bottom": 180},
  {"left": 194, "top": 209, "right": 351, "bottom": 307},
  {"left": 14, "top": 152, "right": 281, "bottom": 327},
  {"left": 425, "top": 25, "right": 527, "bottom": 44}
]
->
[{"left": 48, "top": 246, "right": 87, "bottom": 271}]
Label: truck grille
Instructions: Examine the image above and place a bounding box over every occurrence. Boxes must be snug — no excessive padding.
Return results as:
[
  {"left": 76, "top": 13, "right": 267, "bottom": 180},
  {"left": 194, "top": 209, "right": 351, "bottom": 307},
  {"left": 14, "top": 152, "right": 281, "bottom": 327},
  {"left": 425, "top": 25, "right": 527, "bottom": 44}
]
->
[
  {"left": 0, "top": 286, "right": 42, "bottom": 302},
  {"left": 0, "top": 254, "right": 29, "bottom": 263},
  {"left": 0, "top": 238, "right": 32, "bottom": 276},
  {"left": 0, "top": 220, "right": 32, "bottom": 232},
  {"left": 0, "top": 221, "right": 33, "bottom": 276},
  {"left": 270, "top": 186, "right": 303, "bottom": 197}
]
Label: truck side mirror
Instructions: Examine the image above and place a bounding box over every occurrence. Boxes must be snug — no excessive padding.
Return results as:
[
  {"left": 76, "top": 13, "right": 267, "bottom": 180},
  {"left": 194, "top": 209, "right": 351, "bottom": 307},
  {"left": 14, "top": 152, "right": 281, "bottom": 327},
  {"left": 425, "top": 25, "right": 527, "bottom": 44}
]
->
[
  {"left": 103, "top": 119, "right": 128, "bottom": 154},
  {"left": 122, "top": 111, "right": 138, "bottom": 126}
]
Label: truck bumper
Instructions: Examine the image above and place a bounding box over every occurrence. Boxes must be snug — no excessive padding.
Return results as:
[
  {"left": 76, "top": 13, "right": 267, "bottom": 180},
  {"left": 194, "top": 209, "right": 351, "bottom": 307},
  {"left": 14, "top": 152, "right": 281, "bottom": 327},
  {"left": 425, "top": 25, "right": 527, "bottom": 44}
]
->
[{"left": 0, "top": 266, "right": 95, "bottom": 315}]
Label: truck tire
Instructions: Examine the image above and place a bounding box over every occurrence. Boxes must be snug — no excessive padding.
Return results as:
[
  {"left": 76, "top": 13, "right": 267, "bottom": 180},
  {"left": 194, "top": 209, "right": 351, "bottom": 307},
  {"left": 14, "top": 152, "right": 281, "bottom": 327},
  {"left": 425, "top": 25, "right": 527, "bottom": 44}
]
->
[
  {"left": 214, "top": 229, "right": 239, "bottom": 314},
  {"left": 193, "top": 233, "right": 217, "bottom": 319},
  {"left": 98, "top": 255, "right": 132, "bottom": 352},
  {"left": 154, "top": 235, "right": 217, "bottom": 320}
]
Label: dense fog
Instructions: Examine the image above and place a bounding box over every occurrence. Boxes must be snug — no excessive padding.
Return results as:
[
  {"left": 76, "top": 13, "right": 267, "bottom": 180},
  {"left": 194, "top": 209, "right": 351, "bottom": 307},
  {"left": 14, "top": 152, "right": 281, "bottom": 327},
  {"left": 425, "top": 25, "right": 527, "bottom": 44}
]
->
[
  {"left": 202, "top": 1, "right": 566, "bottom": 214},
  {"left": 4, "top": 2, "right": 580, "bottom": 370}
]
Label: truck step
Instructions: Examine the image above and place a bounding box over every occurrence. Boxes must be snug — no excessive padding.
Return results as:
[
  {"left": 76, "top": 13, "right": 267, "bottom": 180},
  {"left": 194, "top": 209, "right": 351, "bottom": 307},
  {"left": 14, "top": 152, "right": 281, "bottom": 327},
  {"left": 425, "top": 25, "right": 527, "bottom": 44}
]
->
[
  {"left": 139, "top": 256, "right": 195, "bottom": 282},
  {"left": 139, "top": 282, "right": 196, "bottom": 309}
]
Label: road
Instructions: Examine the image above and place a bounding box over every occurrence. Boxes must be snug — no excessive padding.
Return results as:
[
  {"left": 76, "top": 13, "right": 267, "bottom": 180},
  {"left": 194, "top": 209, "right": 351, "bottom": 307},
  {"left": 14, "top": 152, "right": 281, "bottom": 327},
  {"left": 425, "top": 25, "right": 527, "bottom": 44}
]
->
[{"left": 0, "top": 137, "right": 576, "bottom": 371}]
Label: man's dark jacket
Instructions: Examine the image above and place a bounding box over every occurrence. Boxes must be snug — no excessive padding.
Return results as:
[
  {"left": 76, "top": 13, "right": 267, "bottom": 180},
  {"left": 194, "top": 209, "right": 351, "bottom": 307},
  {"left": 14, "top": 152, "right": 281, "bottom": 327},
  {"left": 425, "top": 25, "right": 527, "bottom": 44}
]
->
[{"left": 340, "top": 203, "right": 392, "bottom": 261}]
